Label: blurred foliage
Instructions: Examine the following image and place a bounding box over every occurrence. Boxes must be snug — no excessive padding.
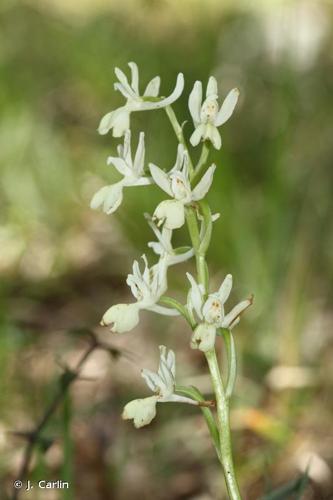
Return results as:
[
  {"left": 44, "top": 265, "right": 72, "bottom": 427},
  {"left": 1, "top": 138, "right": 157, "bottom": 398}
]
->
[{"left": 0, "top": 0, "right": 333, "bottom": 499}]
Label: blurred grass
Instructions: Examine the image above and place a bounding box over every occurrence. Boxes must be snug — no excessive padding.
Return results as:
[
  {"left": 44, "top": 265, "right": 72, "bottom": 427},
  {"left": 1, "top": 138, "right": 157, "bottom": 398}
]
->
[{"left": 0, "top": 0, "right": 333, "bottom": 499}]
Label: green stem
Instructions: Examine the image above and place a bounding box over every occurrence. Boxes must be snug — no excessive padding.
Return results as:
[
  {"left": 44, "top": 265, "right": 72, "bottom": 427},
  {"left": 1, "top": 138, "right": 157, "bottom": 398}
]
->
[
  {"left": 165, "top": 96, "right": 241, "bottom": 499},
  {"left": 206, "top": 350, "right": 241, "bottom": 500},
  {"left": 192, "top": 142, "right": 211, "bottom": 185},
  {"left": 165, "top": 105, "right": 194, "bottom": 175},
  {"left": 185, "top": 206, "right": 208, "bottom": 292},
  {"left": 186, "top": 203, "right": 241, "bottom": 499}
]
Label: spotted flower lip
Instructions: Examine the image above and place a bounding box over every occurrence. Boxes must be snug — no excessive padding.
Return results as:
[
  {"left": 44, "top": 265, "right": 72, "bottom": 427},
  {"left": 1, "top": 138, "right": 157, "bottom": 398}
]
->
[
  {"left": 98, "top": 61, "right": 185, "bottom": 137},
  {"left": 149, "top": 145, "right": 216, "bottom": 229},
  {"left": 188, "top": 76, "right": 239, "bottom": 150},
  {"left": 90, "top": 130, "right": 152, "bottom": 215},
  {"left": 122, "top": 346, "right": 197, "bottom": 428},
  {"left": 101, "top": 255, "right": 179, "bottom": 334},
  {"left": 186, "top": 273, "right": 253, "bottom": 351}
]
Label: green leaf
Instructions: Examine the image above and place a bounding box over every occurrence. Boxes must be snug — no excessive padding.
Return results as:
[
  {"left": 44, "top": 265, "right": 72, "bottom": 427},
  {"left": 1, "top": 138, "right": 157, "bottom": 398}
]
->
[{"left": 221, "top": 329, "right": 237, "bottom": 399}]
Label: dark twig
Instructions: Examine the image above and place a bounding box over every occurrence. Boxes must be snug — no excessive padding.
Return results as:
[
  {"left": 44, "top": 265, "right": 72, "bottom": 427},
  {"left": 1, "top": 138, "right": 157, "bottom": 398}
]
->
[{"left": 11, "top": 331, "right": 123, "bottom": 500}]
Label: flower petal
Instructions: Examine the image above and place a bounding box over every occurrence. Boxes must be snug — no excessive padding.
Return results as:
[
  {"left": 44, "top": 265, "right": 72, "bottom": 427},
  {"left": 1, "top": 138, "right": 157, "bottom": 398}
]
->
[
  {"left": 218, "top": 274, "right": 233, "bottom": 304},
  {"left": 222, "top": 297, "right": 253, "bottom": 329},
  {"left": 164, "top": 346, "right": 176, "bottom": 378},
  {"left": 186, "top": 272, "right": 204, "bottom": 319},
  {"left": 113, "top": 82, "right": 133, "bottom": 100},
  {"left": 170, "top": 144, "right": 186, "bottom": 173},
  {"left": 133, "top": 132, "right": 145, "bottom": 176},
  {"left": 206, "top": 125, "right": 222, "bottom": 150},
  {"left": 144, "top": 76, "right": 161, "bottom": 97},
  {"left": 188, "top": 80, "right": 202, "bottom": 125},
  {"left": 191, "top": 164, "right": 216, "bottom": 201},
  {"left": 90, "top": 186, "right": 109, "bottom": 210},
  {"left": 111, "top": 108, "right": 131, "bottom": 137},
  {"left": 90, "top": 183, "right": 124, "bottom": 214},
  {"left": 149, "top": 164, "right": 173, "bottom": 196},
  {"left": 101, "top": 303, "right": 140, "bottom": 333},
  {"left": 191, "top": 323, "right": 216, "bottom": 352},
  {"left": 190, "top": 124, "right": 205, "bottom": 147},
  {"left": 140, "top": 73, "right": 184, "bottom": 110},
  {"left": 114, "top": 66, "right": 137, "bottom": 99},
  {"left": 103, "top": 183, "right": 124, "bottom": 214},
  {"left": 206, "top": 76, "right": 218, "bottom": 98},
  {"left": 122, "top": 129, "right": 132, "bottom": 164},
  {"left": 107, "top": 156, "right": 132, "bottom": 177},
  {"left": 141, "top": 369, "right": 163, "bottom": 392},
  {"left": 153, "top": 200, "right": 185, "bottom": 230},
  {"left": 157, "top": 350, "right": 174, "bottom": 395},
  {"left": 122, "top": 396, "right": 158, "bottom": 428},
  {"left": 98, "top": 111, "right": 115, "bottom": 135},
  {"left": 215, "top": 88, "right": 239, "bottom": 127},
  {"left": 128, "top": 61, "right": 139, "bottom": 94}
]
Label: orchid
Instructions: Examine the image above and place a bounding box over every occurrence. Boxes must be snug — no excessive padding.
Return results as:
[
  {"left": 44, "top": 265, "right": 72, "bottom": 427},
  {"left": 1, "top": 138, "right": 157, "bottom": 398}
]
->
[
  {"left": 122, "top": 346, "right": 197, "bottom": 428},
  {"left": 145, "top": 213, "right": 194, "bottom": 266},
  {"left": 98, "top": 62, "right": 184, "bottom": 137},
  {"left": 149, "top": 145, "right": 216, "bottom": 229},
  {"left": 187, "top": 273, "right": 253, "bottom": 352},
  {"left": 90, "top": 130, "right": 152, "bottom": 215},
  {"left": 188, "top": 76, "right": 239, "bottom": 150},
  {"left": 93, "top": 61, "right": 254, "bottom": 499},
  {"left": 101, "top": 255, "right": 179, "bottom": 334}
]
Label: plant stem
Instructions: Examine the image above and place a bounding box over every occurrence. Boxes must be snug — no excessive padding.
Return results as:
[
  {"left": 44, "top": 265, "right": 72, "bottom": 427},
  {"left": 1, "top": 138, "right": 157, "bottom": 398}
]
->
[
  {"left": 187, "top": 205, "right": 242, "bottom": 499},
  {"left": 165, "top": 103, "right": 241, "bottom": 499},
  {"left": 185, "top": 207, "right": 208, "bottom": 291},
  {"left": 206, "top": 349, "right": 241, "bottom": 500},
  {"left": 192, "top": 142, "right": 210, "bottom": 185},
  {"left": 165, "top": 105, "right": 194, "bottom": 175}
]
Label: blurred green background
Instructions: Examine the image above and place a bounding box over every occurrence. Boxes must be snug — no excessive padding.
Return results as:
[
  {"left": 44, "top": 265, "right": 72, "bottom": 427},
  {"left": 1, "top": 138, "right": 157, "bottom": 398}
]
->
[{"left": 1, "top": 0, "right": 332, "bottom": 498}]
